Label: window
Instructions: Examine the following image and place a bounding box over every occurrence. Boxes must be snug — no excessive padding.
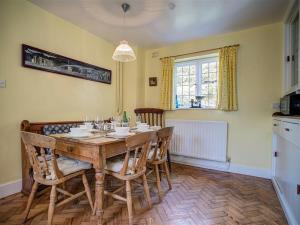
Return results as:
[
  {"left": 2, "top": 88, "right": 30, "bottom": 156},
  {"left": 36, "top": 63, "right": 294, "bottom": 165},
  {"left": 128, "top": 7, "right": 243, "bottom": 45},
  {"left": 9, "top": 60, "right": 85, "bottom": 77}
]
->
[{"left": 174, "top": 54, "right": 219, "bottom": 109}]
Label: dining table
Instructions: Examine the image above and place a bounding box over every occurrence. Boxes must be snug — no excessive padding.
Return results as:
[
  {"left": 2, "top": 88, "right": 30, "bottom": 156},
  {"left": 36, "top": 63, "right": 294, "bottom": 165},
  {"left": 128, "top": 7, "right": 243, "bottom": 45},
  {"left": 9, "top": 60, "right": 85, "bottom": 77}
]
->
[{"left": 51, "top": 132, "right": 129, "bottom": 225}]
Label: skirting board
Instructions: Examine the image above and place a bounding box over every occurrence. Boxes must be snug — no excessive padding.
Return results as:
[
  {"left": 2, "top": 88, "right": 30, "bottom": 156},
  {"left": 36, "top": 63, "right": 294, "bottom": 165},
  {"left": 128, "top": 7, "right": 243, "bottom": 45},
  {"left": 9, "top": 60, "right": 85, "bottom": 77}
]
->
[
  {"left": 0, "top": 179, "right": 22, "bottom": 199},
  {"left": 272, "top": 178, "right": 298, "bottom": 225},
  {"left": 171, "top": 154, "right": 271, "bottom": 179}
]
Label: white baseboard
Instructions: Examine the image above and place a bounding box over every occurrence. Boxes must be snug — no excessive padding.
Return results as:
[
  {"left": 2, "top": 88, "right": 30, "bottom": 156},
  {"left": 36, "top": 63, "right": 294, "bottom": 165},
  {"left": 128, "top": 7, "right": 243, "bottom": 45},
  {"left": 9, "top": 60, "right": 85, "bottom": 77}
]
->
[
  {"left": 0, "top": 179, "right": 22, "bottom": 199},
  {"left": 228, "top": 163, "right": 271, "bottom": 179},
  {"left": 272, "top": 178, "right": 298, "bottom": 225},
  {"left": 171, "top": 154, "right": 271, "bottom": 179}
]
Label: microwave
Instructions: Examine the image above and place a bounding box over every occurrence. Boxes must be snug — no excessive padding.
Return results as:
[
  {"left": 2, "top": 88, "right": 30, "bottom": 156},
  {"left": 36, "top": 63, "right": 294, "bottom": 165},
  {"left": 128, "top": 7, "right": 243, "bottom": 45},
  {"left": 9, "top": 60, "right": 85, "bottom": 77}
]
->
[{"left": 280, "top": 92, "right": 300, "bottom": 115}]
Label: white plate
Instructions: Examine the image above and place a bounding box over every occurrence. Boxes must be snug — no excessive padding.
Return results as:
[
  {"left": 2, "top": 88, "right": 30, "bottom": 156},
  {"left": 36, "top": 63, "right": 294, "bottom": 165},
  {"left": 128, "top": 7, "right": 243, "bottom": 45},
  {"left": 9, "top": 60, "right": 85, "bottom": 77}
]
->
[
  {"left": 107, "top": 132, "right": 135, "bottom": 138},
  {"left": 67, "top": 132, "right": 92, "bottom": 138},
  {"left": 136, "top": 128, "right": 153, "bottom": 132}
]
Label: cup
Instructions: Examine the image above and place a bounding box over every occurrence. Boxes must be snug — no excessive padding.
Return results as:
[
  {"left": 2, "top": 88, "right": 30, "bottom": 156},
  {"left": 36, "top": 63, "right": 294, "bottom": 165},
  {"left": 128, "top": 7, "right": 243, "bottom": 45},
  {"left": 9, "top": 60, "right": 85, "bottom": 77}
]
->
[{"left": 115, "top": 127, "right": 130, "bottom": 135}]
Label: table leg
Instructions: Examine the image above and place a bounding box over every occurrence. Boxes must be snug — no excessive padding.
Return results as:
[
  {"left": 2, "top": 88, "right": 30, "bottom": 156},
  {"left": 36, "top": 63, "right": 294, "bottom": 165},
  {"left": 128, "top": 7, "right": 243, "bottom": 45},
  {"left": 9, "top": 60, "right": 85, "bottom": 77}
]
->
[{"left": 93, "top": 168, "right": 105, "bottom": 225}]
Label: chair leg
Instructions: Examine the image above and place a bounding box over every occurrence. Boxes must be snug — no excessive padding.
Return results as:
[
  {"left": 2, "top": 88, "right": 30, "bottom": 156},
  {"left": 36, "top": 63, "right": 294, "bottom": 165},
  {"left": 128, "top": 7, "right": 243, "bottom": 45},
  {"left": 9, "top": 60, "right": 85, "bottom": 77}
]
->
[
  {"left": 142, "top": 174, "right": 152, "bottom": 208},
  {"left": 154, "top": 164, "right": 163, "bottom": 200},
  {"left": 23, "top": 181, "right": 39, "bottom": 223},
  {"left": 167, "top": 151, "right": 171, "bottom": 172},
  {"left": 47, "top": 185, "right": 56, "bottom": 225},
  {"left": 82, "top": 173, "right": 94, "bottom": 210},
  {"left": 164, "top": 161, "right": 172, "bottom": 190},
  {"left": 126, "top": 180, "right": 133, "bottom": 225}
]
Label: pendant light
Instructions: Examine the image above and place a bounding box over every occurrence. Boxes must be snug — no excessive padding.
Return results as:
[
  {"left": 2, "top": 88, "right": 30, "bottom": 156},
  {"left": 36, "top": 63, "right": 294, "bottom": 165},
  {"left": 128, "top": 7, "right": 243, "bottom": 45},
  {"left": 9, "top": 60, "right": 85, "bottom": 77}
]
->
[{"left": 112, "top": 3, "right": 136, "bottom": 62}]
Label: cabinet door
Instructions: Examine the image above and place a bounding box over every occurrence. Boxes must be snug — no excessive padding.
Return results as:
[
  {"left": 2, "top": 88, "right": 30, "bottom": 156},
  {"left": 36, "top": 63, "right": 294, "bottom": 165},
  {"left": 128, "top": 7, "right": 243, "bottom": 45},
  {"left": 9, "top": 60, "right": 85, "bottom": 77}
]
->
[
  {"left": 284, "top": 1, "right": 300, "bottom": 94},
  {"left": 291, "top": 12, "right": 299, "bottom": 88},
  {"left": 275, "top": 135, "right": 300, "bottom": 224}
]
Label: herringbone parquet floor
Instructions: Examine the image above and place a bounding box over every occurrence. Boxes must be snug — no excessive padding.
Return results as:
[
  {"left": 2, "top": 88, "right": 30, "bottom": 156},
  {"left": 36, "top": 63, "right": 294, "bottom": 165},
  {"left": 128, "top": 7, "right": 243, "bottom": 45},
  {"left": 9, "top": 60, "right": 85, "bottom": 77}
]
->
[{"left": 0, "top": 163, "right": 287, "bottom": 225}]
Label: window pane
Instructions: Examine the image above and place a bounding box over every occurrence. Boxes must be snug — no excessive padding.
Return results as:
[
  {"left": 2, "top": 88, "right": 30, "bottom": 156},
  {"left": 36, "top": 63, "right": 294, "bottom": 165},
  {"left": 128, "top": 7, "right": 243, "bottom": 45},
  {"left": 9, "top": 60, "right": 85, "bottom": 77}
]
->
[
  {"left": 201, "top": 84, "right": 208, "bottom": 95},
  {"left": 190, "top": 65, "right": 196, "bottom": 75},
  {"left": 202, "top": 73, "right": 209, "bottom": 82},
  {"left": 202, "top": 63, "right": 208, "bottom": 73},
  {"left": 182, "top": 86, "right": 190, "bottom": 95},
  {"left": 182, "top": 66, "right": 189, "bottom": 75},
  {"left": 176, "top": 86, "right": 182, "bottom": 95},
  {"left": 208, "top": 84, "right": 216, "bottom": 96},
  {"left": 202, "top": 96, "right": 209, "bottom": 107},
  {"left": 177, "top": 67, "right": 182, "bottom": 76},
  {"left": 209, "top": 95, "right": 217, "bottom": 107},
  {"left": 182, "top": 96, "right": 190, "bottom": 107},
  {"left": 182, "top": 76, "right": 189, "bottom": 85},
  {"left": 176, "top": 75, "right": 183, "bottom": 86},
  {"left": 190, "top": 76, "right": 196, "bottom": 84},
  {"left": 209, "top": 62, "right": 217, "bottom": 72},
  {"left": 190, "top": 84, "right": 196, "bottom": 95},
  {"left": 210, "top": 72, "right": 217, "bottom": 81}
]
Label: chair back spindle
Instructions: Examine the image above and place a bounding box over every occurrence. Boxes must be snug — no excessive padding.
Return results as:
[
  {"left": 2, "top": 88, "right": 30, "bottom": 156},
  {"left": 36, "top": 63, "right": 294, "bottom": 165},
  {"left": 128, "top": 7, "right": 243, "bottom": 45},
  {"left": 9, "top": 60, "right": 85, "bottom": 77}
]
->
[
  {"left": 134, "top": 108, "right": 164, "bottom": 127},
  {"left": 119, "top": 131, "right": 156, "bottom": 176},
  {"left": 151, "top": 127, "right": 174, "bottom": 162},
  {"left": 20, "top": 131, "right": 62, "bottom": 181}
]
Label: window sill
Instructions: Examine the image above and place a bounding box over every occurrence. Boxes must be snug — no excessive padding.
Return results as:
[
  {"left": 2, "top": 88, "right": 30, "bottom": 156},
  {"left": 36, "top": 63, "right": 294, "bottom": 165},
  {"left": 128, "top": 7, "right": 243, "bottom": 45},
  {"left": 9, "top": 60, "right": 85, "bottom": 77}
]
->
[{"left": 173, "top": 107, "right": 218, "bottom": 111}]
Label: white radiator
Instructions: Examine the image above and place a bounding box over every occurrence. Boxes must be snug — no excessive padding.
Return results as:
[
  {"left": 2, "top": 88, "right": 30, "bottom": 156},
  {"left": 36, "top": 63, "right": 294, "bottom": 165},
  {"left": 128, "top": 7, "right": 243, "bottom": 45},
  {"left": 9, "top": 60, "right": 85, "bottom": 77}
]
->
[{"left": 166, "top": 119, "right": 228, "bottom": 162}]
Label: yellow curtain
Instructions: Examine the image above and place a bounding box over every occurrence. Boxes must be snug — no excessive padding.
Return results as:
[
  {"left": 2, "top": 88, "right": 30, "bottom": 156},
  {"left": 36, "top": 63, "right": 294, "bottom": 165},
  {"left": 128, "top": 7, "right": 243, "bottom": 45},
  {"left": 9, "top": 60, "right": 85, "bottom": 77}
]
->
[
  {"left": 160, "top": 57, "right": 174, "bottom": 110},
  {"left": 217, "top": 46, "right": 238, "bottom": 111}
]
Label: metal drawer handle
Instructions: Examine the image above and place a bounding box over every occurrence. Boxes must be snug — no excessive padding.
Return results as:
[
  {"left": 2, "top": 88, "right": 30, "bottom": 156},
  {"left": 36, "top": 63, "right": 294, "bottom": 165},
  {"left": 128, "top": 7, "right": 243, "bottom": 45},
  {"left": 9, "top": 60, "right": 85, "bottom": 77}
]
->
[
  {"left": 67, "top": 146, "right": 74, "bottom": 152},
  {"left": 285, "top": 128, "right": 290, "bottom": 132}
]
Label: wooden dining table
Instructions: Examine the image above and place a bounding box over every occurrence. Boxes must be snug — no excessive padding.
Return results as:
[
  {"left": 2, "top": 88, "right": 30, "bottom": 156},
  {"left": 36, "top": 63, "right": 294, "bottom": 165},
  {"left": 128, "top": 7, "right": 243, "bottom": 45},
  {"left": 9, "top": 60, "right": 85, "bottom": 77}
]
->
[{"left": 51, "top": 133, "right": 128, "bottom": 225}]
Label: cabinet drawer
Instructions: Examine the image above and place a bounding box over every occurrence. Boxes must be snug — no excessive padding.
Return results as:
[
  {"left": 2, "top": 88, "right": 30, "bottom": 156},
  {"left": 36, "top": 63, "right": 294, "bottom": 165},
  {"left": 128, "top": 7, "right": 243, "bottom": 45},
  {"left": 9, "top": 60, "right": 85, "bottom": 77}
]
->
[
  {"left": 272, "top": 119, "right": 281, "bottom": 133},
  {"left": 56, "top": 141, "right": 97, "bottom": 159},
  {"left": 280, "top": 121, "right": 300, "bottom": 148}
]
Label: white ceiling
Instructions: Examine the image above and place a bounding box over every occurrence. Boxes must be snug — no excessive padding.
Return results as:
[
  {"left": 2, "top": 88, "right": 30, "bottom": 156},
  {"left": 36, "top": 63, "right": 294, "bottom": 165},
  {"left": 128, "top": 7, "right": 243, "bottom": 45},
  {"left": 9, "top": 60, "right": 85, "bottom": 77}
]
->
[{"left": 29, "top": 0, "right": 291, "bottom": 48}]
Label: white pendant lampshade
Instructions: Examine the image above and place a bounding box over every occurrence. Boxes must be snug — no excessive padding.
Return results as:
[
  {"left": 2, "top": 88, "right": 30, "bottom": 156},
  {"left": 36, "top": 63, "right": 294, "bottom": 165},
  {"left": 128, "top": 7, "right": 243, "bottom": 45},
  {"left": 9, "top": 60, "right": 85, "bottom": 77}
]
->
[{"left": 112, "top": 40, "right": 136, "bottom": 62}]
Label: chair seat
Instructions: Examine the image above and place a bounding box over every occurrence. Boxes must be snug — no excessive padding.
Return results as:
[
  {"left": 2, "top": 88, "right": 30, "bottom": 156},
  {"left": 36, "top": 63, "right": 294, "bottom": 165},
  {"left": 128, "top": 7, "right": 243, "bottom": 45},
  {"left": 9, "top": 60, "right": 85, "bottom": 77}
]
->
[
  {"left": 105, "top": 158, "right": 139, "bottom": 175},
  {"left": 47, "top": 157, "right": 91, "bottom": 180},
  {"left": 148, "top": 148, "right": 161, "bottom": 160}
]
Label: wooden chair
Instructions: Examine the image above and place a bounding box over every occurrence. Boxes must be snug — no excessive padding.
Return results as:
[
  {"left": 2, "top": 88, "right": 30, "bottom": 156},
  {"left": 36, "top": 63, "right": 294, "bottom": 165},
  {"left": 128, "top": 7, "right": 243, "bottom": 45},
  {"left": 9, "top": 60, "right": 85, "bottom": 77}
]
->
[
  {"left": 134, "top": 108, "right": 172, "bottom": 171},
  {"left": 147, "top": 127, "right": 173, "bottom": 199},
  {"left": 104, "top": 131, "right": 156, "bottom": 225},
  {"left": 20, "top": 131, "right": 93, "bottom": 225}
]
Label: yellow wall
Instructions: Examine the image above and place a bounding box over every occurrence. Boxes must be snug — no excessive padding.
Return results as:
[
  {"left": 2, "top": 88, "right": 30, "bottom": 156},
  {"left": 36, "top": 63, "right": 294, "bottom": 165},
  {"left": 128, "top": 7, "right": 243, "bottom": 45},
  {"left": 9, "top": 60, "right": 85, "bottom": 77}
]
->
[
  {"left": 0, "top": 0, "right": 123, "bottom": 184},
  {"left": 144, "top": 24, "right": 283, "bottom": 169},
  {"left": 123, "top": 47, "right": 146, "bottom": 119}
]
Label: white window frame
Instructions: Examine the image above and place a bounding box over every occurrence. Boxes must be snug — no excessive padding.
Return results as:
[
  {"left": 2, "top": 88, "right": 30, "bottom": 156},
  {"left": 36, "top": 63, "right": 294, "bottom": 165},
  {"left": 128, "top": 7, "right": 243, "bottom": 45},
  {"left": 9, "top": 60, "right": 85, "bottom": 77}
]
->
[{"left": 174, "top": 54, "right": 219, "bottom": 109}]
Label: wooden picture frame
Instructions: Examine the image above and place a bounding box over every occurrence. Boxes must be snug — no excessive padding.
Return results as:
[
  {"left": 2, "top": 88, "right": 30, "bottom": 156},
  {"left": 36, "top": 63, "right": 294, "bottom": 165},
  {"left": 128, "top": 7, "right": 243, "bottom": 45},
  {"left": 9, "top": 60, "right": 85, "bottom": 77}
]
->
[
  {"left": 22, "top": 44, "right": 112, "bottom": 84},
  {"left": 149, "top": 77, "right": 157, "bottom": 86}
]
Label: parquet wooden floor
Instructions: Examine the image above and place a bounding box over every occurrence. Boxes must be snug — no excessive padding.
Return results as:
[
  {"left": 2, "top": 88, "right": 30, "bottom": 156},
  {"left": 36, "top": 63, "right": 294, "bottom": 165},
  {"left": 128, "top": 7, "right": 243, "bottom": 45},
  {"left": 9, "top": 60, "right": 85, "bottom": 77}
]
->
[{"left": 0, "top": 163, "right": 287, "bottom": 225}]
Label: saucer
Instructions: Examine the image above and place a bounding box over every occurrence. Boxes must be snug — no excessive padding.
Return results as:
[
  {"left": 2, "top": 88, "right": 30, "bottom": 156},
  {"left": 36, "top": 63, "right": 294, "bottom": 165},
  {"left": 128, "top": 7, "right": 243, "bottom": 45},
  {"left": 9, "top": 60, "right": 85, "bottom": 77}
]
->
[
  {"left": 107, "top": 132, "right": 135, "bottom": 138},
  {"left": 136, "top": 128, "right": 153, "bottom": 132},
  {"left": 67, "top": 132, "right": 92, "bottom": 138}
]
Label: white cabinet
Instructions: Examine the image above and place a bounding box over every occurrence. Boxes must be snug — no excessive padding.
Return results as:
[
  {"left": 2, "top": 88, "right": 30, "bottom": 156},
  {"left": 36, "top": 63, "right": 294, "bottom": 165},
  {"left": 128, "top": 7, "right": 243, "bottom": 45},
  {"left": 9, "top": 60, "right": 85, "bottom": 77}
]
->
[
  {"left": 284, "top": 0, "right": 300, "bottom": 94},
  {"left": 272, "top": 118, "right": 300, "bottom": 225}
]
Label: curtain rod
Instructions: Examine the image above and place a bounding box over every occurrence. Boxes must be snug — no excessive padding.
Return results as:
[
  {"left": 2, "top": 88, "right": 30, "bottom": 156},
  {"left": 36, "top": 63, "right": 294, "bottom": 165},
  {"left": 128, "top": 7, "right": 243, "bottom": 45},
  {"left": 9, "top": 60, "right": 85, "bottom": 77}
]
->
[{"left": 159, "top": 44, "right": 240, "bottom": 60}]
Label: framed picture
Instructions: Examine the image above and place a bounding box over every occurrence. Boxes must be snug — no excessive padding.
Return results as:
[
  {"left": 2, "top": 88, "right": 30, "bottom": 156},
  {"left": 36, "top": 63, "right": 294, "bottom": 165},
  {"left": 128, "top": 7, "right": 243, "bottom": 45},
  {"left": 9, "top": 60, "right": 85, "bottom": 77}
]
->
[
  {"left": 22, "top": 44, "right": 112, "bottom": 84},
  {"left": 149, "top": 77, "right": 157, "bottom": 86}
]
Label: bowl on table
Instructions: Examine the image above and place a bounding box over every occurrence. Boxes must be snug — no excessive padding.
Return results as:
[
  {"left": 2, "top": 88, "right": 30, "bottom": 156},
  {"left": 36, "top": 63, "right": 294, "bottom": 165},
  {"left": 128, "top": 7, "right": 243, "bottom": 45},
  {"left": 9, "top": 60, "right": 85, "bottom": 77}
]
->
[
  {"left": 115, "top": 127, "right": 130, "bottom": 135},
  {"left": 69, "top": 127, "right": 91, "bottom": 137}
]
